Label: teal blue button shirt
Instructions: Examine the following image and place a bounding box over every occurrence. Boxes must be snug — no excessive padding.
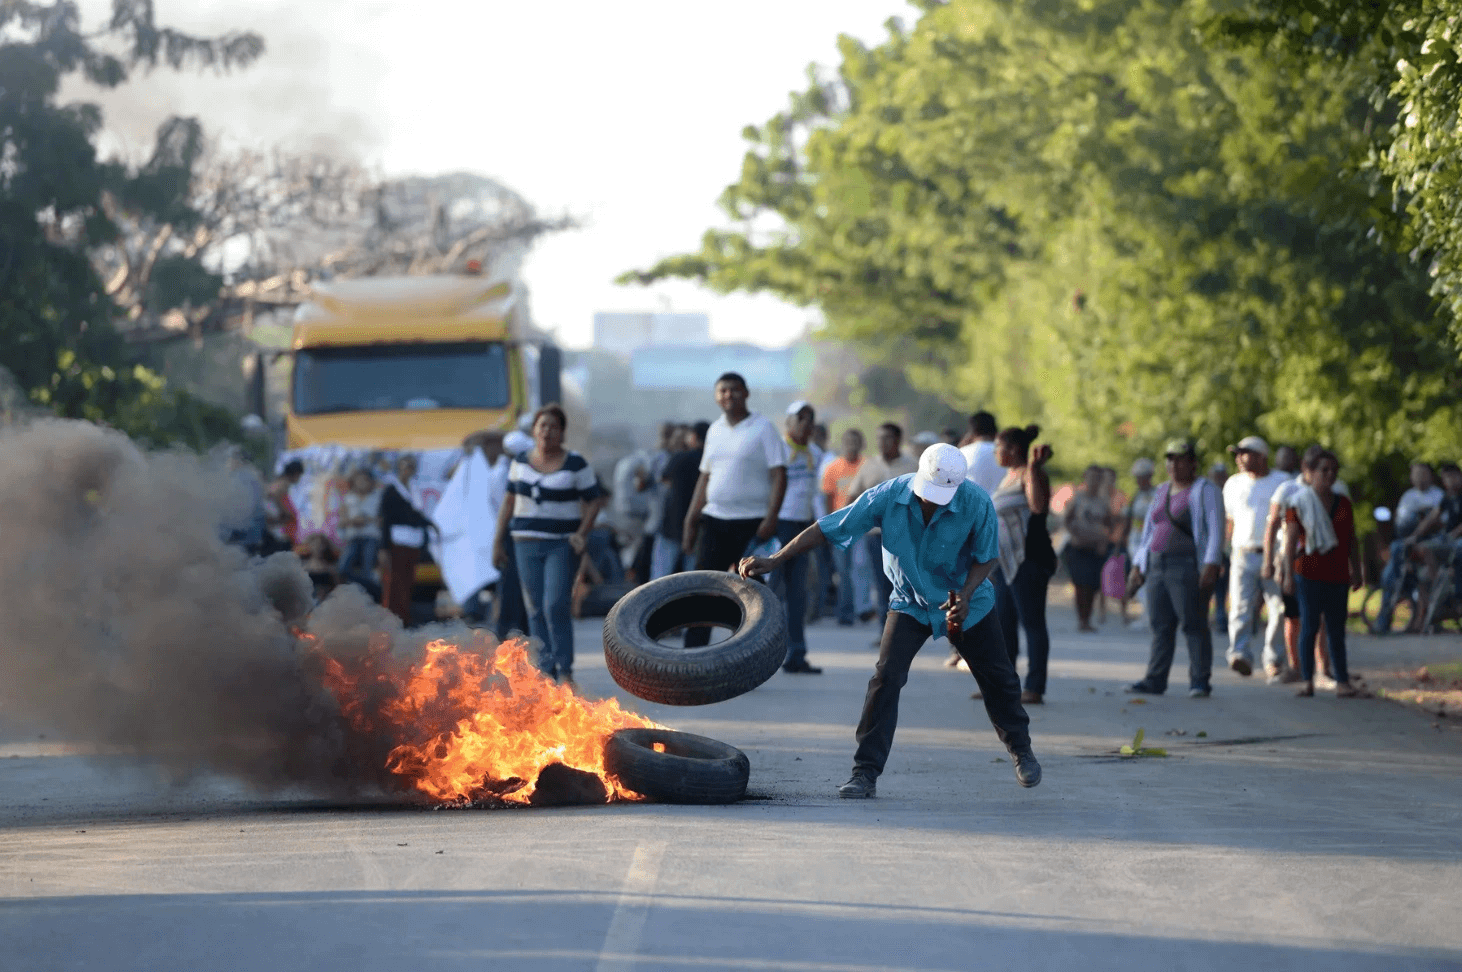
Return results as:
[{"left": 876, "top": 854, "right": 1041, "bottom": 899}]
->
[{"left": 817, "top": 474, "right": 998, "bottom": 639}]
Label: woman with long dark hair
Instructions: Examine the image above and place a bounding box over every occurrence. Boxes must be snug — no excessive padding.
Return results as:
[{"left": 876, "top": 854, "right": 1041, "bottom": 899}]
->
[
  {"left": 1281, "top": 449, "right": 1363, "bottom": 698},
  {"left": 988, "top": 425, "right": 1055, "bottom": 703},
  {"left": 493, "top": 404, "right": 606, "bottom": 685}
]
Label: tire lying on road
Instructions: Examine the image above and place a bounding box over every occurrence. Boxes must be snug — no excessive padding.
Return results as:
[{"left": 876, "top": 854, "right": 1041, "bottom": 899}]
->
[
  {"left": 605, "top": 728, "right": 750, "bottom": 804},
  {"left": 603, "top": 570, "right": 787, "bottom": 706}
]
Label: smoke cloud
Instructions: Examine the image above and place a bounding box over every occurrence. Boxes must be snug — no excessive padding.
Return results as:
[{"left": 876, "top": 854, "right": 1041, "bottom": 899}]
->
[
  {"left": 0, "top": 419, "right": 457, "bottom": 799},
  {"left": 63, "top": 0, "right": 390, "bottom": 160}
]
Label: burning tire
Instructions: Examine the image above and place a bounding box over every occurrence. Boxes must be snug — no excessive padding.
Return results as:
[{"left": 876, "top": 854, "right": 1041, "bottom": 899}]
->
[
  {"left": 602, "top": 570, "right": 786, "bottom": 706},
  {"left": 605, "top": 728, "right": 750, "bottom": 804}
]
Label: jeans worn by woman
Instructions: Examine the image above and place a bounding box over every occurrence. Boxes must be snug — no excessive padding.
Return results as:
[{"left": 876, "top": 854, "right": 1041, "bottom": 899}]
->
[
  {"left": 1296, "top": 575, "right": 1350, "bottom": 682},
  {"left": 514, "top": 537, "right": 578, "bottom": 679},
  {"left": 991, "top": 560, "right": 1052, "bottom": 694},
  {"left": 338, "top": 537, "right": 381, "bottom": 601}
]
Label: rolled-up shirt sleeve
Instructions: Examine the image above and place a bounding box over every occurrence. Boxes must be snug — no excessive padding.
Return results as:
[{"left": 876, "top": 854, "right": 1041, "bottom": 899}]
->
[{"left": 817, "top": 480, "right": 889, "bottom": 549}]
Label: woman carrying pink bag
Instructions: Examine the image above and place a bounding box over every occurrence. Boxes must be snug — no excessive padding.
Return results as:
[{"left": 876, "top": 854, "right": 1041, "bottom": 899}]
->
[{"left": 1102, "top": 550, "right": 1130, "bottom": 601}]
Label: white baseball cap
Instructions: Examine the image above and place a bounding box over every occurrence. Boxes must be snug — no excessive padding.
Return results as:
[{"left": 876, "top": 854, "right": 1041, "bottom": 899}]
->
[
  {"left": 1228, "top": 435, "right": 1269, "bottom": 456},
  {"left": 504, "top": 430, "right": 534, "bottom": 455},
  {"left": 912, "top": 443, "right": 967, "bottom": 506},
  {"left": 785, "top": 399, "right": 813, "bottom": 417}
]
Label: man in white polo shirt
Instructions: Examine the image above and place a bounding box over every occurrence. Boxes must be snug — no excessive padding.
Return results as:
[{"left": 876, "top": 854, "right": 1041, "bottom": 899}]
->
[
  {"left": 959, "top": 410, "right": 1005, "bottom": 495},
  {"left": 1222, "top": 435, "right": 1291, "bottom": 679},
  {"left": 682, "top": 371, "right": 788, "bottom": 646}
]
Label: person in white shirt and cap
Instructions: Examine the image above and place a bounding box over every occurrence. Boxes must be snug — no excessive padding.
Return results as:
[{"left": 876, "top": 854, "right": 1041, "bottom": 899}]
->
[
  {"left": 772, "top": 400, "right": 825, "bottom": 674},
  {"left": 738, "top": 443, "right": 1040, "bottom": 798},
  {"left": 1222, "top": 435, "right": 1293, "bottom": 680}
]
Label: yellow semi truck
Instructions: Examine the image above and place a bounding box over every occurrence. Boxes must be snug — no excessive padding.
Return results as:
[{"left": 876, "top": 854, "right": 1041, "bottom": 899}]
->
[
  {"left": 285, "top": 274, "right": 561, "bottom": 451},
  {"left": 259, "top": 273, "right": 574, "bottom": 604}
]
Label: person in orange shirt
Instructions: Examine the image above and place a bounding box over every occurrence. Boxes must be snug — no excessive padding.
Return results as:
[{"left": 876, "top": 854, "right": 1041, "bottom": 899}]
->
[{"left": 822, "top": 429, "right": 868, "bottom": 625}]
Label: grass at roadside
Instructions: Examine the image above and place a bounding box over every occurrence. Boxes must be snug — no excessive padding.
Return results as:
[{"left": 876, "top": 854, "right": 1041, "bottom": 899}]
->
[{"left": 1365, "top": 661, "right": 1462, "bottom": 722}]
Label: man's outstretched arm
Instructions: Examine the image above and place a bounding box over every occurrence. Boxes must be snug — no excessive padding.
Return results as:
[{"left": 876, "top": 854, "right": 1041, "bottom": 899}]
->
[{"left": 737, "top": 523, "right": 827, "bottom": 578}]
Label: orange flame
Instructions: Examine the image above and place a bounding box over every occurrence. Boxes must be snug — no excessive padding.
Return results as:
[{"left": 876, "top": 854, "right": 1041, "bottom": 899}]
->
[{"left": 315, "top": 631, "right": 659, "bottom": 804}]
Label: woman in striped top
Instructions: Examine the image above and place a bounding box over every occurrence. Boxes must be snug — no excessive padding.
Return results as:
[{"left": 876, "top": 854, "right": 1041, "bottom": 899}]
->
[{"left": 493, "top": 404, "right": 605, "bottom": 684}]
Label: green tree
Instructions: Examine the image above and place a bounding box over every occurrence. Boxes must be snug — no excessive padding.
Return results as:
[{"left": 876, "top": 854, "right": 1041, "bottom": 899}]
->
[
  {"left": 0, "top": 0, "right": 261, "bottom": 447},
  {"left": 1212, "top": 0, "right": 1462, "bottom": 341},
  {"left": 623, "top": 0, "right": 1461, "bottom": 495}
]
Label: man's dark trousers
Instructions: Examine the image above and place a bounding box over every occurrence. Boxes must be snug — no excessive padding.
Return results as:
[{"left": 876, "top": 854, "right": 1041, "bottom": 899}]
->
[
  {"left": 853, "top": 609, "right": 1031, "bottom": 778},
  {"left": 684, "top": 515, "right": 763, "bottom": 648},
  {"left": 1142, "top": 551, "right": 1213, "bottom": 692}
]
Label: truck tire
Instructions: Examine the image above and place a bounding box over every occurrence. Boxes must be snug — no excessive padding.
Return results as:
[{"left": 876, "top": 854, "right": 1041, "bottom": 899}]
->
[
  {"left": 602, "top": 570, "right": 786, "bottom": 706},
  {"left": 605, "top": 728, "right": 749, "bottom": 804}
]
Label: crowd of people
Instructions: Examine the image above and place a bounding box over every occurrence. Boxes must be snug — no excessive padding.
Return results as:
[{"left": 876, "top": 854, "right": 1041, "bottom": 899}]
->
[{"left": 220, "top": 367, "right": 1461, "bottom": 796}]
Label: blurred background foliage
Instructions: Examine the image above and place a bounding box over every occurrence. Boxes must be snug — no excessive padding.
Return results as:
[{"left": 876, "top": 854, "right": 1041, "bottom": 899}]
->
[
  {"left": 624, "top": 0, "right": 1462, "bottom": 501},
  {"left": 0, "top": 0, "right": 259, "bottom": 449}
]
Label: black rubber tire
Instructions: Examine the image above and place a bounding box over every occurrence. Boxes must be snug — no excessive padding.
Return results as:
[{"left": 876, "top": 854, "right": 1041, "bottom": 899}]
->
[
  {"left": 602, "top": 570, "right": 786, "bottom": 706},
  {"left": 604, "top": 728, "right": 749, "bottom": 804}
]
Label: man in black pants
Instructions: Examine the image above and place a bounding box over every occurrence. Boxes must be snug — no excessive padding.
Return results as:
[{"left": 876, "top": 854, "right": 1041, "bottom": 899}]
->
[
  {"left": 681, "top": 372, "right": 788, "bottom": 647},
  {"left": 739, "top": 443, "right": 1041, "bottom": 797}
]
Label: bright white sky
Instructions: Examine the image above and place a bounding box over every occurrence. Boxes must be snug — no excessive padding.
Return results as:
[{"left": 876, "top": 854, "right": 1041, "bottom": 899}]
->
[{"left": 73, "top": 0, "right": 916, "bottom": 349}]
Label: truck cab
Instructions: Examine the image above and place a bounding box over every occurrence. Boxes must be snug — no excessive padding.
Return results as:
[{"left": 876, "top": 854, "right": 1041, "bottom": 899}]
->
[
  {"left": 275, "top": 273, "right": 569, "bottom": 606},
  {"left": 287, "top": 275, "right": 559, "bottom": 450}
]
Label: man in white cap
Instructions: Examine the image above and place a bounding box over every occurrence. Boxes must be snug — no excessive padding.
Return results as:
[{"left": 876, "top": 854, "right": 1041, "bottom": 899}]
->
[
  {"left": 738, "top": 442, "right": 1040, "bottom": 798},
  {"left": 1222, "top": 435, "right": 1292, "bottom": 679},
  {"left": 773, "top": 400, "right": 824, "bottom": 673}
]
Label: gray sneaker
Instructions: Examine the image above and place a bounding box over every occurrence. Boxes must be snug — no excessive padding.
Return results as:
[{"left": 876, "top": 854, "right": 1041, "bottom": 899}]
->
[
  {"left": 838, "top": 772, "right": 876, "bottom": 799},
  {"left": 1010, "top": 747, "right": 1042, "bottom": 788}
]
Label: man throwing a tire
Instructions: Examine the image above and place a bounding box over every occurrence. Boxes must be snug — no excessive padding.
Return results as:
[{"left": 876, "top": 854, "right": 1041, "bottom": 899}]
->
[{"left": 738, "top": 443, "right": 1041, "bottom": 798}]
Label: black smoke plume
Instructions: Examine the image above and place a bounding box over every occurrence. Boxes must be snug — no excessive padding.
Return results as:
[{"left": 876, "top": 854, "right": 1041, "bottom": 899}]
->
[{"left": 0, "top": 420, "right": 455, "bottom": 798}]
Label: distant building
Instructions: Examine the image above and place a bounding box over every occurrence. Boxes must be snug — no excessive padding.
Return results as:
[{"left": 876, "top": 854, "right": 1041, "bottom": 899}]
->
[
  {"left": 631, "top": 343, "right": 813, "bottom": 391},
  {"left": 593, "top": 312, "right": 711, "bottom": 356}
]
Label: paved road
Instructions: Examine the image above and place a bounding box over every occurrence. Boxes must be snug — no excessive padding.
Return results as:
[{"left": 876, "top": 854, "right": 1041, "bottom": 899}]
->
[{"left": 1, "top": 604, "right": 1460, "bottom": 971}]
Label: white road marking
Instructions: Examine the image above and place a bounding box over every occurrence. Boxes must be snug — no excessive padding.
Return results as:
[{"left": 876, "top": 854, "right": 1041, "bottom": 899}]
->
[{"left": 595, "top": 840, "right": 668, "bottom": 972}]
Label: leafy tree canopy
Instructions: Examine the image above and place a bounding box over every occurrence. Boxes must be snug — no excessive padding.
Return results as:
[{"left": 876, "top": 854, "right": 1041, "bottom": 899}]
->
[
  {"left": 623, "top": 0, "right": 1462, "bottom": 496},
  {"left": 0, "top": 0, "right": 262, "bottom": 448},
  {"left": 1211, "top": 0, "right": 1462, "bottom": 336}
]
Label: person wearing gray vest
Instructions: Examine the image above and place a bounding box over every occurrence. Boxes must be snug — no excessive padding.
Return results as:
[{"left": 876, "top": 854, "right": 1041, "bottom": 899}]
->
[{"left": 1125, "top": 438, "right": 1226, "bottom": 697}]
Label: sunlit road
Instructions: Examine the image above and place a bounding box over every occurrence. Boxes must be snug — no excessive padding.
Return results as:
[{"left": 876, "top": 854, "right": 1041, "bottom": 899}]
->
[{"left": 1, "top": 603, "right": 1460, "bottom": 972}]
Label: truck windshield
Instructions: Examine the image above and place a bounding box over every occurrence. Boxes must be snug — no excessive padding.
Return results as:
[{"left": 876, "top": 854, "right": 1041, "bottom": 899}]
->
[{"left": 293, "top": 342, "right": 511, "bottom": 414}]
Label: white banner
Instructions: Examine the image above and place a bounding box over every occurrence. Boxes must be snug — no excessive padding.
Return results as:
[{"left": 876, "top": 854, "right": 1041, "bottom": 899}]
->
[{"left": 429, "top": 449, "right": 504, "bottom": 603}]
